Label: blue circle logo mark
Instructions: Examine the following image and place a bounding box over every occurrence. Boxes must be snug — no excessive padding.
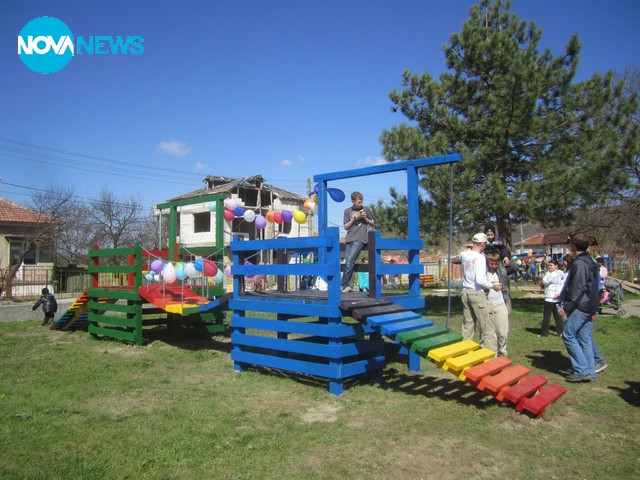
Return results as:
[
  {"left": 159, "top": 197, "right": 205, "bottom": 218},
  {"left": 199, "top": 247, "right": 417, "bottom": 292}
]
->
[{"left": 18, "top": 17, "right": 74, "bottom": 74}]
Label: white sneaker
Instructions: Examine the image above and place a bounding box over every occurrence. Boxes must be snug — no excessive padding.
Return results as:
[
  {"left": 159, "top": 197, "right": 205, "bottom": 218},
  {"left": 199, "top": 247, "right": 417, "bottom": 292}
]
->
[
  {"left": 341, "top": 286, "right": 353, "bottom": 293},
  {"left": 595, "top": 362, "right": 608, "bottom": 373}
]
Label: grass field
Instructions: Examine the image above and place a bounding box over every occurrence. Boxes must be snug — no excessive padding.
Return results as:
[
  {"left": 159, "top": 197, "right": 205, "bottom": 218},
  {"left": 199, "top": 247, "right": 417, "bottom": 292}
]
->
[{"left": 1, "top": 292, "right": 639, "bottom": 479}]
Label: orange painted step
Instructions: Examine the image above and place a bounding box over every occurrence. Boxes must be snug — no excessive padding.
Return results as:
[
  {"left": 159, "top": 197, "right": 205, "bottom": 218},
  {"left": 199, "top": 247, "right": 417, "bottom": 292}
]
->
[
  {"left": 497, "top": 373, "right": 548, "bottom": 403},
  {"left": 464, "top": 356, "right": 512, "bottom": 386},
  {"left": 516, "top": 384, "right": 568, "bottom": 418},
  {"left": 477, "top": 364, "right": 531, "bottom": 396}
]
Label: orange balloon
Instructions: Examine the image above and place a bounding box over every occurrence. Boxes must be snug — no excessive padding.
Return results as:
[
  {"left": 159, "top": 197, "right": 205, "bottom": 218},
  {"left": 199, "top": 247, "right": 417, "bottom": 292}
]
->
[{"left": 266, "top": 210, "right": 276, "bottom": 223}]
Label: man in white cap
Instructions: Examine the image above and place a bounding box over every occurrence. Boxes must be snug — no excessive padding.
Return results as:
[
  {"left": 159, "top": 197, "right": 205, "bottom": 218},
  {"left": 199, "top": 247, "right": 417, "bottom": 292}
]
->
[{"left": 460, "top": 232, "right": 502, "bottom": 347}]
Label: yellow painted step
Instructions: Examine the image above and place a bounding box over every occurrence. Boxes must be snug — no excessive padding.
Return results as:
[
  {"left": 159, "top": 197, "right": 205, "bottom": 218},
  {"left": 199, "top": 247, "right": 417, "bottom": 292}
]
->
[
  {"left": 443, "top": 347, "right": 496, "bottom": 380},
  {"left": 427, "top": 340, "right": 480, "bottom": 365}
]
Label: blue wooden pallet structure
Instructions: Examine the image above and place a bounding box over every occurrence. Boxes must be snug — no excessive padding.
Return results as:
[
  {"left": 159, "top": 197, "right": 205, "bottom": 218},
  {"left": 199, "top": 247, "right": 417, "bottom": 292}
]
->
[{"left": 230, "top": 154, "right": 461, "bottom": 395}]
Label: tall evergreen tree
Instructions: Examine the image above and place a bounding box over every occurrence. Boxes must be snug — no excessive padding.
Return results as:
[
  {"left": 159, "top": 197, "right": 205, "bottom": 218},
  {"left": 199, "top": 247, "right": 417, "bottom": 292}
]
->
[{"left": 380, "top": 0, "right": 639, "bottom": 246}]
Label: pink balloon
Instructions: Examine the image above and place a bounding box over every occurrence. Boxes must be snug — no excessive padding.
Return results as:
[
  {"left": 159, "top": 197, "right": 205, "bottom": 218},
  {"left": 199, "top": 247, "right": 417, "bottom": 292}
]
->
[
  {"left": 223, "top": 209, "right": 235, "bottom": 221},
  {"left": 202, "top": 259, "right": 218, "bottom": 277},
  {"left": 274, "top": 212, "right": 283, "bottom": 224},
  {"left": 224, "top": 265, "right": 232, "bottom": 277}
]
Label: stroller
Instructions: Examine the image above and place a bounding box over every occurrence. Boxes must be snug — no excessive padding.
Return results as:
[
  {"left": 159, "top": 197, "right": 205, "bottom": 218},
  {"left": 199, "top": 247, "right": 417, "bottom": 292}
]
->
[{"left": 600, "top": 277, "right": 626, "bottom": 316}]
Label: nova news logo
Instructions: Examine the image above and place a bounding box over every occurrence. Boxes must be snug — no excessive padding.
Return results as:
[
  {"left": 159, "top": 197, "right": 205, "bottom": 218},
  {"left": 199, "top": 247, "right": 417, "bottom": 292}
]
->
[{"left": 18, "top": 16, "right": 144, "bottom": 74}]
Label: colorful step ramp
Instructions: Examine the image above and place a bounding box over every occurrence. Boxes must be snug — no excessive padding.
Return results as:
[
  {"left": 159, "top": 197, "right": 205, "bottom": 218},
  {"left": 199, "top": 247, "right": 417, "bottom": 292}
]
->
[
  {"left": 51, "top": 290, "right": 91, "bottom": 331},
  {"left": 340, "top": 297, "right": 567, "bottom": 418},
  {"left": 138, "top": 284, "right": 230, "bottom": 315},
  {"left": 52, "top": 289, "right": 123, "bottom": 331}
]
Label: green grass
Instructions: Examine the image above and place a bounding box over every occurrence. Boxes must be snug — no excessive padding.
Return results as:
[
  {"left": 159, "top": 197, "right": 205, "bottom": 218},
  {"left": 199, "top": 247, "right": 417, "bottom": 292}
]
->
[{"left": 1, "top": 293, "right": 639, "bottom": 479}]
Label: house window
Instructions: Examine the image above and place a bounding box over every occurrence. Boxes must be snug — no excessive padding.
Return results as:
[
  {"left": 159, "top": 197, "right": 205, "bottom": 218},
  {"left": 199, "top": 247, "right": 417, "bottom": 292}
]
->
[
  {"left": 10, "top": 242, "right": 38, "bottom": 265},
  {"left": 193, "top": 212, "right": 211, "bottom": 233}
]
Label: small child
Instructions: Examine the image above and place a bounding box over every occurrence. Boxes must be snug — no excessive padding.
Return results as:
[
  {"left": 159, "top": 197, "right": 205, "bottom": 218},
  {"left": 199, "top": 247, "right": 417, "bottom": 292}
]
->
[
  {"left": 32, "top": 288, "right": 58, "bottom": 326},
  {"left": 485, "top": 253, "right": 509, "bottom": 357}
]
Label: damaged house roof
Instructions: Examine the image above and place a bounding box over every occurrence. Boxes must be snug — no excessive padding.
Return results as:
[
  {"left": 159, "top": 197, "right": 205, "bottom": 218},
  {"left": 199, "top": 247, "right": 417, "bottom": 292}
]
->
[{"left": 168, "top": 175, "right": 307, "bottom": 203}]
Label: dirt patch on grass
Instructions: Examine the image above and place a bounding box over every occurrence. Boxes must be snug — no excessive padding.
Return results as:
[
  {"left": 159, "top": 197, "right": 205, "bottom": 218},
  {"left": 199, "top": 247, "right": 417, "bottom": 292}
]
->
[{"left": 301, "top": 403, "right": 340, "bottom": 424}]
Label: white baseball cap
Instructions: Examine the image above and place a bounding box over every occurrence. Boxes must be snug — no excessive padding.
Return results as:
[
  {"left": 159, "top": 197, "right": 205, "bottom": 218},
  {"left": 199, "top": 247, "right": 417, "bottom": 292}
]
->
[{"left": 472, "top": 233, "right": 488, "bottom": 243}]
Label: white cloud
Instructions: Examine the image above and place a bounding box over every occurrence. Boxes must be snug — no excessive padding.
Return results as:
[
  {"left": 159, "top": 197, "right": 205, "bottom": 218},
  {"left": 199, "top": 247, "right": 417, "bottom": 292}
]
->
[
  {"left": 280, "top": 159, "right": 293, "bottom": 168},
  {"left": 195, "top": 162, "right": 207, "bottom": 172},
  {"left": 357, "top": 156, "right": 387, "bottom": 167},
  {"left": 157, "top": 140, "right": 191, "bottom": 158}
]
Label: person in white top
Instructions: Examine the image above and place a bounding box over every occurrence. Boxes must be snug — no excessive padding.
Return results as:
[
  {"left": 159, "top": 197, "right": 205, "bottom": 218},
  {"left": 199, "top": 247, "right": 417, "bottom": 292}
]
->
[
  {"left": 540, "top": 259, "right": 565, "bottom": 337},
  {"left": 460, "top": 233, "right": 502, "bottom": 346},
  {"left": 485, "top": 252, "right": 509, "bottom": 356}
]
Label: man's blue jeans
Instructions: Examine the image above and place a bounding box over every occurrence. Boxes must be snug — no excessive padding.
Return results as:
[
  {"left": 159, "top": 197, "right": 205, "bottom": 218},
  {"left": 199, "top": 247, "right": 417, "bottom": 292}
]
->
[
  {"left": 341, "top": 240, "right": 366, "bottom": 289},
  {"left": 562, "top": 309, "right": 595, "bottom": 377}
]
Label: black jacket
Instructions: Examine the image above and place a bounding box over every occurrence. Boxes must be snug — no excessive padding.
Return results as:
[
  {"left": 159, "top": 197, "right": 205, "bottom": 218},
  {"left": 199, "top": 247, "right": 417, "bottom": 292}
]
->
[
  {"left": 559, "top": 253, "right": 599, "bottom": 316},
  {"left": 33, "top": 293, "right": 58, "bottom": 314}
]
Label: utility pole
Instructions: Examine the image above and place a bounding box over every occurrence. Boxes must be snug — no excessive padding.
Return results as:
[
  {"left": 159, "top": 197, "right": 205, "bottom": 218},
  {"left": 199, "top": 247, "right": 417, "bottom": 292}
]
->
[{"left": 306, "top": 178, "right": 313, "bottom": 237}]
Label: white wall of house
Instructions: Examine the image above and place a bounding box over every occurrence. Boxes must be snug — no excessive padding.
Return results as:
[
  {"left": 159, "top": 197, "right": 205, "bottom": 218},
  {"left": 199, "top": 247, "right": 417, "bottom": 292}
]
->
[{"left": 176, "top": 196, "right": 313, "bottom": 251}]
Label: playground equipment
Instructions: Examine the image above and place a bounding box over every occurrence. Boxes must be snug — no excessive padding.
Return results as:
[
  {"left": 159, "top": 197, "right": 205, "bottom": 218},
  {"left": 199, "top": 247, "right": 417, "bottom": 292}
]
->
[
  {"left": 83, "top": 193, "right": 229, "bottom": 345},
  {"left": 227, "top": 153, "right": 567, "bottom": 417}
]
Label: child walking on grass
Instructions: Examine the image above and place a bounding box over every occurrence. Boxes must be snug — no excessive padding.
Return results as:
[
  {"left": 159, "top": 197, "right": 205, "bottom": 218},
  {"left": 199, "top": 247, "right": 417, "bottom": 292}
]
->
[{"left": 32, "top": 288, "right": 58, "bottom": 326}]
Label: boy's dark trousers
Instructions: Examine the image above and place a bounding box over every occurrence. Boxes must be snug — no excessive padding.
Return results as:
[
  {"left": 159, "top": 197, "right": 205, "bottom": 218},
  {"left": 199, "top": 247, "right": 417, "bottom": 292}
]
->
[{"left": 42, "top": 312, "right": 55, "bottom": 326}]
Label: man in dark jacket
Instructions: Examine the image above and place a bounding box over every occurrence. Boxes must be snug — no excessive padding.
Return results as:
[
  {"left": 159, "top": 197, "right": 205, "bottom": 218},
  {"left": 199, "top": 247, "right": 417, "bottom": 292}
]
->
[
  {"left": 32, "top": 288, "right": 58, "bottom": 326},
  {"left": 558, "top": 233, "right": 600, "bottom": 382}
]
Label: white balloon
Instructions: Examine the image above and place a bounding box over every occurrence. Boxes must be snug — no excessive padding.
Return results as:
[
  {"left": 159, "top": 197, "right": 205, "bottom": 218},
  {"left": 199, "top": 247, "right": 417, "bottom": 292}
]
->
[
  {"left": 185, "top": 262, "right": 199, "bottom": 278},
  {"left": 243, "top": 210, "right": 256, "bottom": 222},
  {"left": 162, "top": 262, "right": 177, "bottom": 283}
]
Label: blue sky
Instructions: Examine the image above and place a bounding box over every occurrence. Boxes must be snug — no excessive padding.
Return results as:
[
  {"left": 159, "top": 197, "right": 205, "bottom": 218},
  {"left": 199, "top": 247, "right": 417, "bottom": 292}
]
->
[{"left": 1, "top": 0, "right": 639, "bottom": 231}]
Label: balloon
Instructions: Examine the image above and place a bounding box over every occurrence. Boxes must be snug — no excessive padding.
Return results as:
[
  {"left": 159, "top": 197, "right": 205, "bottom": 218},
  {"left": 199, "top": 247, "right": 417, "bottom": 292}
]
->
[
  {"left": 281, "top": 210, "right": 293, "bottom": 222},
  {"left": 266, "top": 211, "right": 275, "bottom": 223},
  {"left": 213, "top": 269, "right": 224, "bottom": 284},
  {"left": 293, "top": 210, "right": 307, "bottom": 224},
  {"left": 303, "top": 198, "right": 314, "bottom": 211},
  {"left": 208, "top": 202, "right": 217, "bottom": 212},
  {"left": 185, "top": 262, "right": 199, "bottom": 278},
  {"left": 145, "top": 272, "right": 154, "bottom": 282},
  {"left": 223, "top": 209, "right": 235, "bottom": 221},
  {"left": 203, "top": 259, "right": 219, "bottom": 277},
  {"left": 255, "top": 214, "right": 267, "bottom": 229},
  {"left": 328, "top": 187, "right": 346, "bottom": 202},
  {"left": 314, "top": 184, "right": 318, "bottom": 194},
  {"left": 176, "top": 263, "right": 188, "bottom": 281},
  {"left": 234, "top": 207, "right": 245, "bottom": 217},
  {"left": 153, "top": 274, "right": 161, "bottom": 282},
  {"left": 162, "top": 262, "right": 177, "bottom": 283},
  {"left": 243, "top": 210, "right": 256, "bottom": 222},
  {"left": 224, "top": 265, "right": 232, "bottom": 277},
  {"left": 151, "top": 259, "right": 164, "bottom": 273},
  {"left": 193, "top": 257, "right": 204, "bottom": 272},
  {"left": 223, "top": 198, "right": 238, "bottom": 210},
  {"left": 244, "top": 260, "right": 254, "bottom": 279},
  {"left": 274, "top": 212, "right": 283, "bottom": 224}
]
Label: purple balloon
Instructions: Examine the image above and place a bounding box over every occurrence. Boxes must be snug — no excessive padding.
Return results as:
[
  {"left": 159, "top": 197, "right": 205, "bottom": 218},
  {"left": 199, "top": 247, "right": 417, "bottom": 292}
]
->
[
  {"left": 150, "top": 259, "right": 164, "bottom": 273},
  {"left": 255, "top": 214, "right": 267, "bottom": 229},
  {"left": 281, "top": 210, "right": 293, "bottom": 222}
]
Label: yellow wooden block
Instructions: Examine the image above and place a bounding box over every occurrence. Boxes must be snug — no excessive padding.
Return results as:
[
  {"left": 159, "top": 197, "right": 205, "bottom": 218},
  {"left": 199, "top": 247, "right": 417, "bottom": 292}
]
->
[
  {"left": 164, "top": 304, "right": 184, "bottom": 314},
  {"left": 428, "top": 340, "right": 480, "bottom": 363},
  {"left": 443, "top": 348, "right": 496, "bottom": 380}
]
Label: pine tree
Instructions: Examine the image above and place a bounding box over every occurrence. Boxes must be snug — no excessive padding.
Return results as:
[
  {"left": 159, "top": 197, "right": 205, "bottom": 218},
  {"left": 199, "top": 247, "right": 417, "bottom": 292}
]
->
[{"left": 380, "top": 0, "right": 639, "bottom": 246}]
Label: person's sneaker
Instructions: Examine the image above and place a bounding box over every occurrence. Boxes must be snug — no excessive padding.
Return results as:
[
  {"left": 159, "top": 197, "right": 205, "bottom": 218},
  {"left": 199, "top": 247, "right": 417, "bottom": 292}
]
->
[
  {"left": 565, "top": 373, "right": 593, "bottom": 383},
  {"left": 341, "top": 286, "right": 353, "bottom": 293},
  {"left": 595, "top": 362, "right": 609, "bottom": 374}
]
